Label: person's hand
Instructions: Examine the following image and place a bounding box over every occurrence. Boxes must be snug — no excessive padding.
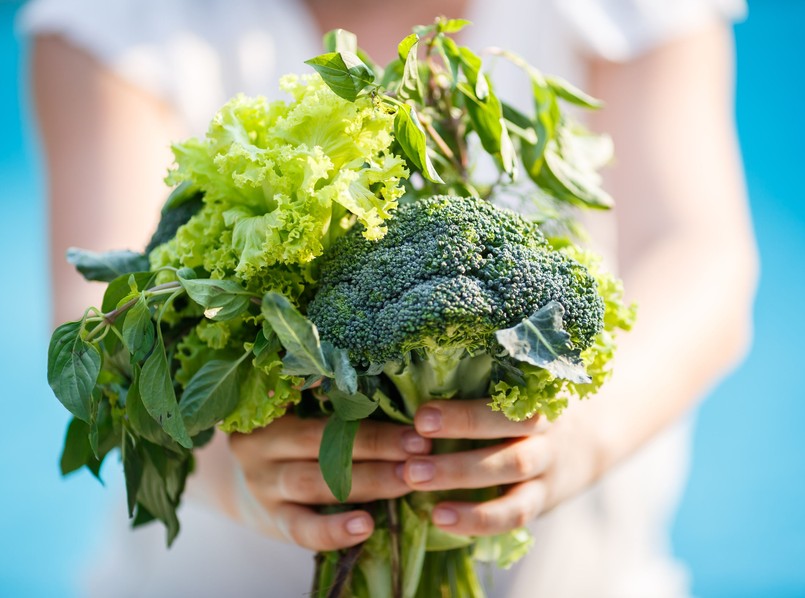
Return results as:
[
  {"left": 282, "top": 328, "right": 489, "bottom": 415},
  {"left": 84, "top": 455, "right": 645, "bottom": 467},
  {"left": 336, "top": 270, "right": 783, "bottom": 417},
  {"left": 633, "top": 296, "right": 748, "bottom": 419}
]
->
[
  {"left": 397, "top": 399, "right": 599, "bottom": 537},
  {"left": 229, "top": 414, "right": 432, "bottom": 551}
]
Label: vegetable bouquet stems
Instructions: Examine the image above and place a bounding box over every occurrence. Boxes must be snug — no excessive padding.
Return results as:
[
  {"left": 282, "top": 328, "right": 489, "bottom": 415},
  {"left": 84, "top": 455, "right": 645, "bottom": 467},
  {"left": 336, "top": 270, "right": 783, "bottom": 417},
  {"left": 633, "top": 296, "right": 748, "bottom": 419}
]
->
[{"left": 48, "top": 17, "right": 634, "bottom": 598}]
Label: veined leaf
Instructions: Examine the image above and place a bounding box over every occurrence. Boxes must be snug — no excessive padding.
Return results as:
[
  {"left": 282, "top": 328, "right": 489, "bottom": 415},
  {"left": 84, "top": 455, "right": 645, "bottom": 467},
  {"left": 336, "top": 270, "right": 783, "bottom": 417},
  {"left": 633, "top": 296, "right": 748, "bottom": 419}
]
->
[
  {"left": 140, "top": 336, "right": 193, "bottom": 449},
  {"left": 122, "top": 431, "right": 144, "bottom": 518},
  {"left": 179, "top": 357, "right": 244, "bottom": 436},
  {"left": 122, "top": 294, "right": 155, "bottom": 362},
  {"left": 322, "top": 342, "right": 358, "bottom": 395},
  {"left": 546, "top": 75, "right": 603, "bottom": 109},
  {"left": 394, "top": 104, "right": 443, "bottom": 183},
  {"left": 323, "top": 28, "right": 358, "bottom": 54},
  {"left": 178, "top": 275, "right": 253, "bottom": 321},
  {"left": 67, "top": 248, "right": 149, "bottom": 283},
  {"left": 261, "top": 292, "right": 333, "bottom": 377},
  {"left": 59, "top": 417, "right": 93, "bottom": 476},
  {"left": 47, "top": 321, "right": 101, "bottom": 423},
  {"left": 327, "top": 388, "right": 377, "bottom": 421},
  {"left": 495, "top": 301, "right": 590, "bottom": 383},
  {"left": 305, "top": 51, "right": 376, "bottom": 102},
  {"left": 319, "top": 415, "right": 359, "bottom": 502}
]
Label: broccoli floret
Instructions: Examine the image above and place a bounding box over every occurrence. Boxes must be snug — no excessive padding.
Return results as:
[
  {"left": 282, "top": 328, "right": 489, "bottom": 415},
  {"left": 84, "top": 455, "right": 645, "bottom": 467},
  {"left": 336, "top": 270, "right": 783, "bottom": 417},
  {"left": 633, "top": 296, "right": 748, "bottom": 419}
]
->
[{"left": 307, "top": 195, "right": 604, "bottom": 368}]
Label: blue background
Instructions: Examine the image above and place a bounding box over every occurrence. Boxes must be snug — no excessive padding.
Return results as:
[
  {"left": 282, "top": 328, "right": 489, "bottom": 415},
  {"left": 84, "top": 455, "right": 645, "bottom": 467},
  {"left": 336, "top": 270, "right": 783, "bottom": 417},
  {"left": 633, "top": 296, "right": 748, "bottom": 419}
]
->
[{"left": 1, "top": 1, "right": 803, "bottom": 596}]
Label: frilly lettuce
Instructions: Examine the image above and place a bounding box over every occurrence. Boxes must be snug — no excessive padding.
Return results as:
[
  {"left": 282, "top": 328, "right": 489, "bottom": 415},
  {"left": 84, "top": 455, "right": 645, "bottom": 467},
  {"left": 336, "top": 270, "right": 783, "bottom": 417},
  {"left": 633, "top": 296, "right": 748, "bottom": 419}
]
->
[{"left": 151, "top": 74, "right": 408, "bottom": 292}]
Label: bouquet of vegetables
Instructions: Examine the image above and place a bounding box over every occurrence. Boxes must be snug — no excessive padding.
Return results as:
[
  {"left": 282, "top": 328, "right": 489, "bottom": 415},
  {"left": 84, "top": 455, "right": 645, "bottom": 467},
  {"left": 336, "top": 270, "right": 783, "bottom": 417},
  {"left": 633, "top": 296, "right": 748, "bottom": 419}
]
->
[{"left": 48, "top": 19, "right": 634, "bottom": 598}]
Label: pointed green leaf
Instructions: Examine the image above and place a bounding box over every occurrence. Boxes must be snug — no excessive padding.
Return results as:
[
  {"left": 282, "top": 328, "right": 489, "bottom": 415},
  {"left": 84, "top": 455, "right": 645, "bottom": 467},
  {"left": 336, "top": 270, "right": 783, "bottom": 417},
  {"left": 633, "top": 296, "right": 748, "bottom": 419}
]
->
[
  {"left": 322, "top": 342, "right": 358, "bottom": 395},
  {"left": 179, "top": 358, "right": 244, "bottom": 436},
  {"left": 60, "top": 417, "right": 93, "bottom": 476},
  {"left": 546, "top": 75, "right": 603, "bottom": 109},
  {"left": 327, "top": 388, "right": 377, "bottom": 421},
  {"left": 438, "top": 18, "right": 472, "bottom": 34},
  {"left": 127, "top": 367, "right": 180, "bottom": 449},
  {"left": 47, "top": 321, "right": 101, "bottom": 423},
  {"left": 305, "top": 51, "right": 375, "bottom": 101},
  {"left": 398, "top": 33, "right": 419, "bottom": 61},
  {"left": 140, "top": 337, "right": 193, "bottom": 448},
  {"left": 123, "top": 432, "right": 144, "bottom": 518},
  {"left": 261, "top": 292, "right": 333, "bottom": 377},
  {"left": 319, "top": 415, "right": 359, "bottom": 502},
  {"left": 323, "top": 28, "right": 358, "bottom": 54},
  {"left": 66, "top": 248, "right": 149, "bottom": 282},
  {"left": 122, "top": 294, "right": 155, "bottom": 362},
  {"left": 177, "top": 275, "right": 253, "bottom": 321},
  {"left": 495, "top": 301, "right": 590, "bottom": 383},
  {"left": 101, "top": 272, "right": 154, "bottom": 313},
  {"left": 393, "top": 104, "right": 443, "bottom": 183}
]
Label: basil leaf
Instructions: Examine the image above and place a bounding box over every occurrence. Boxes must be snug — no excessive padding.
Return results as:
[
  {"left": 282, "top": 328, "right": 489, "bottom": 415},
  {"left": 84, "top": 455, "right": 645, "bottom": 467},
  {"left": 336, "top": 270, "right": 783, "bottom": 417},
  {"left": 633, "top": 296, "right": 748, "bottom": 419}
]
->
[
  {"left": 458, "top": 81, "right": 503, "bottom": 153},
  {"left": 136, "top": 444, "right": 188, "bottom": 545},
  {"left": 327, "top": 388, "right": 377, "bottom": 421},
  {"left": 495, "top": 301, "right": 590, "bottom": 383},
  {"left": 66, "top": 248, "right": 149, "bottom": 283},
  {"left": 305, "top": 52, "right": 375, "bottom": 102},
  {"left": 319, "top": 415, "right": 359, "bottom": 502},
  {"left": 393, "top": 104, "right": 443, "bottom": 183},
  {"left": 179, "top": 358, "right": 243, "bottom": 436},
  {"left": 60, "top": 417, "right": 93, "bottom": 476},
  {"left": 140, "top": 336, "right": 193, "bottom": 449},
  {"left": 438, "top": 18, "right": 472, "bottom": 34},
  {"left": 398, "top": 33, "right": 418, "bottom": 61},
  {"left": 323, "top": 28, "right": 358, "bottom": 54},
  {"left": 127, "top": 367, "right": 179, "bottom": 450},
  {"left": 322, "top": 342, "right": 358, "bottom": 395},
  {"left": 47, "top": 321, "right": 101, "bottom": 423},
  {"left": 539, "top": 140, "right": 613, "bottom": 209},
  {"left": 262, "top": 292, "right": 333, "bottom": 377},
  {"left": 122, "top": 295, "right": 155, "bottom": 362},
  {"left": 177, "top": 275, "right": 253, "bottom": 321},
  {"left": 101, "top": 272, "right": 154, "bottom": 313},
  {"left": 122, "top": 432, "right": 144, "bottom": 518},
  {"left": 546, "top": 75, "right": 603, "bottom": 109},
  {"left": 398, "top": 37, "right": 423, "bottom": 102}
]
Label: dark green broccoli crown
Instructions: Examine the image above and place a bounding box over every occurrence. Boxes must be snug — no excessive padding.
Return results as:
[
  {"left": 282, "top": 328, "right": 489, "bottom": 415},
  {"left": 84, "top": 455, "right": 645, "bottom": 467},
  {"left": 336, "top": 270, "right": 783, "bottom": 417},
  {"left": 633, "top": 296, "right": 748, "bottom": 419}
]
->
[{"left": 307, "top": 195, "right": 604, "bottom": 366}]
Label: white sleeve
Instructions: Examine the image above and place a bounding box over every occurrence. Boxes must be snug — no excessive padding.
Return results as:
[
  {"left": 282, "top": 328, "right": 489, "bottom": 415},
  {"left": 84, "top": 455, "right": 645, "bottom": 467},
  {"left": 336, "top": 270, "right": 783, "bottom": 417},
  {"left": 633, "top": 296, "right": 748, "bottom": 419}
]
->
[{"left": 556, "top": 0, "right": 747, "bottom": 61}]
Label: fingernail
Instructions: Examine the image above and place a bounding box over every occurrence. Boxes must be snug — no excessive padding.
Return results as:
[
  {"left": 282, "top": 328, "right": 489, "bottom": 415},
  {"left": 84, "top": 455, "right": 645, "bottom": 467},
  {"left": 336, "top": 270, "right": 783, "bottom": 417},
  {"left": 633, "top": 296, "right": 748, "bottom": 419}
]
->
[
  {"left": 408, "top": 459, "right": 435, "bottom": 483},
  {"left": 432, "top": 507, "right": 458, "bottom": 526},
  {"left": 417, "top": 408, "right": 442, "bottom": 434},
  {"left": 402, "top": 431, "right": 429, "bottom": 454},
  {"left": 345, "top": 516, "right": 371, "bottom": 535}
]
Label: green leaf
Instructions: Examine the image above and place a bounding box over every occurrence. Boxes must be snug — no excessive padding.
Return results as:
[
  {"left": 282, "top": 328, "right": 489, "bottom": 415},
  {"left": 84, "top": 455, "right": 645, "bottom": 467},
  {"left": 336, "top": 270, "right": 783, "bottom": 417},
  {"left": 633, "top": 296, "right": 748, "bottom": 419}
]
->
[
  {"left": 136, "top": 444, "right": 189, "bottom": 545},
  {"left": 397, "top": 33, "right": 418, "bottom": 61},
  {"left": 398, "top": 37, "right": 423, "bottom": 102},
  {"left": 179, "top": 357, "right": 244, "bottom": 436},
  {"left": 319, "top": 415, "right": 359, "bottom": 502},
  {"left": 127, "top": 367, "right": 180, "bottom": 449},
  {"left": 66, "top": 248, "right": 149, "bottom": 282},
  {"left": 60, "top": 417, "right": 92, "bottom": 476},
  {"left": 177, "top": 275, "right": 253, "bottom": 321},
  {"left": 375, "top": 389, "right": 414, "bottom": 425},
  {"left": 122, "top": 432, "right": 144, "bottom": 518},
  {"left": 261, "top": 292, "right": 333, "bottom": 377},
  {"left": 122, "top": 294, "right": 155, "bottom": 362},
  {"left": 140, "top": 336, "right": 193, "bottom": 448},
  {"left": 540, "top": 143, "right": 613, "bottom": 209},
  {"left": 47, "top": 321, "right": 101, "bottom": 423},
  {"left": 305, "top": 52, "right": 376, "bottom": 102},
  {"left": 327, "top": 388, "right": 377, "bottom": 421},
  {"left": 495, "top": 301, "right": 590, "bottom": 383},
  {"left": 393, "top": 104, "right": 443, "bottom": 183},
  {"left": 546, "top": 75, "right": 603, "bottom": 109},
  {"left": 458, "top": 81, "right": 503, "bottom": 153},
  {"left": 438, "top": 18, "right": 472, "bottom": 34},
  {"left": 101, "top": 272, "right": 154, "bottom": 313},
  {"left": 321, "top": 342, "right": 358, "bottom": 395},
  {"left": 323, "top": 28, "right": 358, "bottom": 54}
]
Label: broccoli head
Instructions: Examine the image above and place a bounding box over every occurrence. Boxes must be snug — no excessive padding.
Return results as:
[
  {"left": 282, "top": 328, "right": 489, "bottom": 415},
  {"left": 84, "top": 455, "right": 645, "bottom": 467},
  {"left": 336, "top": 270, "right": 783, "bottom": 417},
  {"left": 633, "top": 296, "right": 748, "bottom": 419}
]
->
[{"left": 307, "top": 195, "right": 605, "bottom": 367}]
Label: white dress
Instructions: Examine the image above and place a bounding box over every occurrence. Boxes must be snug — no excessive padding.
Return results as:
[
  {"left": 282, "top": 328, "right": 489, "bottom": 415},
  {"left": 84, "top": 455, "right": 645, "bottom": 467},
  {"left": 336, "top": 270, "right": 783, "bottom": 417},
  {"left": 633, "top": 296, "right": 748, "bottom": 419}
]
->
[{"left": 19, "top": 1, "right": 745, "bottom": 596}]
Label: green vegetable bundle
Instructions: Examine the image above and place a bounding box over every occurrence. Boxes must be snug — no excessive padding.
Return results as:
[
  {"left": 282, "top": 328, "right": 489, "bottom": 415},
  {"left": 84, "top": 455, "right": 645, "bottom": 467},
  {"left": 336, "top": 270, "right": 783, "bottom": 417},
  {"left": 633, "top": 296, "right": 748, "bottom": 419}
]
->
[{"left": 47, "top": 18, "right": 634, "bottom": 598}]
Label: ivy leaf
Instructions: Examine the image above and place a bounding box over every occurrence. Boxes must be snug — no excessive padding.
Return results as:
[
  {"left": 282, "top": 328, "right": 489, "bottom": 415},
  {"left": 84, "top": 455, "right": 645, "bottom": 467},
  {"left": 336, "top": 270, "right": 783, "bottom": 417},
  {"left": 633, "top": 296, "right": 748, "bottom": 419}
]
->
[
  {"left": 322, "top": 342, "right": 358, "bottom": 395},
  {"left": 327, "top": 388, "right": 377, "bottom": 421},
  {"left": 66, "top": 248, "right": 149, "bottom": 283},
  {"left": 179, "top": 358, "right": 244, "bottom": 436},
  {"left": 495, "top": 301, "right": 590, "bottom": 383},
  {"left": 305, "top": 52, "right": 376, "bottom": 102},
  {"left": 140, "top": 336, "right": 193, "bottom": 449},
  {"left": 178, "top": 275, "right": 254, "bottom": 321},
  {"left": 319, "top": 415, "right": 359, "bottom": 502},
  {"left": 122, "top": 295, "right": 155, "bottom": 362},
  {"left": 394, "top": 104, "right": 443, "bottom": 183},
  {"left": 261, "top": 292, "right": 333, "bottom": 377},
  {"left": 47, "top": 321, "right": 101, "bottom": 423}
]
